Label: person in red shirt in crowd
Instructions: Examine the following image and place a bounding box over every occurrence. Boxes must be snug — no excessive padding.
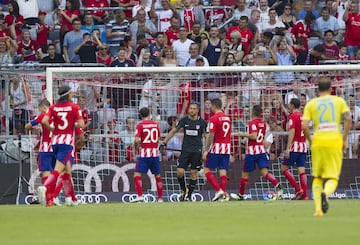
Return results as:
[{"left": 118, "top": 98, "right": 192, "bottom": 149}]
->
[
  {"left": 0, "top": 13, "right": 10, "bottom": 38},
  {"left": 85, "top": 0, "right": 109, "bottom": 24},
  {"left": 112, "top": 0, "right": 136, "bottom": 21},
  {"left": 226, "top": 16, "right": 253, "bottom": 54},
  {"left": 178, "top": 0, "right": 205, "bottom": 32},
  {"left": 36, "top": 10, "right": 54, "bottom": 53},
  {"left": 4, "top": 1, "right": 24, "bottom": 40},
  {"left": 205, "top": 0, "right": 227, "bottom": 29},
  {"left": 291, "top": 11, "right": 315, "bottom": 51},
  {"left": 17, "top": 29, "right": 43, "bottom": 62},
  {"left": 57, "top": 0, "right": 80, "bottom": 50},
  {"left": 165, "top": 15, "right": 179, "bottom": 46},
  {"left": 177, "top": 77, "right": 191, "bottom": 117},
  {"left": 343, "top": 0, "right": 360, "bottom": 59},
  {"left": 102, "top": 119, "right": 122, "bottom": 163},
  {"left": 96, "top": 44, "right": 114, "bottom": 66}
]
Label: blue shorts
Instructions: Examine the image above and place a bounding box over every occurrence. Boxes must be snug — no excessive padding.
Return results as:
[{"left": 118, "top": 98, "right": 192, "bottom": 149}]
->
[
  {"left": 52, "top": 144, "right": 73, "bottom": 165},
  {"left": 136, "top": 157, "right": 161, "bottom": 175},
  {"left": 283, "top": 152, "right": 306, "bottom": 167},
  {"left": 205, "top": 153, "right": 230, "bottom": 170},
  {"left": 38, "top": 152, "right": 55, "bottom": 171},
  {"left": 243, "top": 153, "right": 269, "bottom": 172}
]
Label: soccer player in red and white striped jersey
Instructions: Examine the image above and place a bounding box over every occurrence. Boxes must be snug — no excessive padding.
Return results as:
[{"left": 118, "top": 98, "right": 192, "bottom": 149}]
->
[
  {"left": 203, "top": 98, "right": 232, "bottom": 201},
  {"left": 231, "top": 105, "right": 283, "bottom": 201},
  {"left": 25, "top": 99, "right": 53, "bottom": 185},
  {"left": 38, "top": 86, "right": 84, "bottom": 206},
  {"left": 131, "top": 107, "right": 163, "bottom": 202},
  {"left": 282, "top": 98, "right": 309, "bottom": 200}
]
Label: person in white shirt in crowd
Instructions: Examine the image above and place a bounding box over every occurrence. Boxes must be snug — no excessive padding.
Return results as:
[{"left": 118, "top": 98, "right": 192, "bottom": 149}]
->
[
  {"left": 233, "top": 0, "right": 252, "bottom": 21},
  {"left": 185, "top": 42, "right": 209, "bottom": 66},
  {"left": 150, "top": 0, "right": 177, "bottom": 32},
  {"left": 172, "top": 25, "right": 193, "bottom": 66}
]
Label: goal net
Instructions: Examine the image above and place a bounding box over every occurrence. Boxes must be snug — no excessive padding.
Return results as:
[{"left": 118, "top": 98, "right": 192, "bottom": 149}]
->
[{"left": 40, "top": 65, "right": 360, "bottom": 202}]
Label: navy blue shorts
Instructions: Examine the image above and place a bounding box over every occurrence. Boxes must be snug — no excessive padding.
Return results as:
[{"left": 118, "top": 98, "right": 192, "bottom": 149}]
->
[
  {"left": 205, "top": 153, "right": 230, "bottom": 170},
  {"left": 38, "top": 152, "right": 55, "bottom": 171},
  {"left": 136, "top": 157, "right": 161, "bottom": 175},
  {"left": 283, "top": 152, "right": 306, "bottom": 167},
  {"left": 52, "top": 144, "right": 73, "bottom": 165},
  {"left": 243, "top": 153, "right": 270, "bottom": 172}
]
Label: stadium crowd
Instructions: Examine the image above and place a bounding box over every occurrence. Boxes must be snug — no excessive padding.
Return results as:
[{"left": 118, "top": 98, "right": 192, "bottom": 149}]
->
[{"left": 1, "top": 0, "right": 360, "bottom": 161}]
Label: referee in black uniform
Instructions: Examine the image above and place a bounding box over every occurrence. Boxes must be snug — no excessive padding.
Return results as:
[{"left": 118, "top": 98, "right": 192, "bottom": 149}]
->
[{"left": 163, "top": 102, "right": 208, "bottom": 201}]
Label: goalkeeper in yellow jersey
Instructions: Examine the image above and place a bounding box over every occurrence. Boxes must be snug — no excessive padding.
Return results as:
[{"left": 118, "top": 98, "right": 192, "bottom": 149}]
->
[{"left": 302, "top": 77, "right": 352, "bottom": 217}]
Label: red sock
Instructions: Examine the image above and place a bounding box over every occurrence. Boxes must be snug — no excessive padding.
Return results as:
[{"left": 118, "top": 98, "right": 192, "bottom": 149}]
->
[
  {"left": 134, "top": 176, "right": 143, "bottom": 196},
  {"left": 300, "top": 173, "right": 308, "bottom": 196},
  {"left": 44, "top": 170, "right": 59, "bottom": 202},
  {"left": 239, "top": 178, "right": 248, "bottom": 195},
  {"left": 156, "top": 176, "right": 163, "bottom": 199},
  {"left": 283, "top": 169, "right": 300, "bottom": 191},
  {"left": 53, "top": 175, "right": 64, "bottom": 199},
  {"left": 205, "top": 172, "right": 220, "bottom": 191},
  {"left": 62, "top": 173, "right": 74, "bottom": 198},
  {"left": 265, "top": 172, "right": 279, "bottom": 187},
  {"left": 41, "top": 176, "right": 48, "bottom": 185},
  {"left": 220, "top": 176, "right": 227, "bottom": 192}
]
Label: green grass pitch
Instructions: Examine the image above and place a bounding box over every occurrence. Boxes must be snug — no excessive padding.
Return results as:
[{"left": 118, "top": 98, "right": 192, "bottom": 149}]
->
[{"left": 1, "top": 200, "right": 359, "bottom": 245}]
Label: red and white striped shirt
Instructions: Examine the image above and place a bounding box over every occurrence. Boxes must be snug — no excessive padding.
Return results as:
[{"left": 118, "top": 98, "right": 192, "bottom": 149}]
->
[
  {"left": 136, "top": 119, "right": 160, "bottom": 158},
  {"left": 246, "top": 118, "right": 267, "bottom": 155},
  {"left": 288, "top": 111, "right": 307, "bottom": 153},
  {"left": 33, "top": 113, "right": 52, "bottom": 152},
  {"left": 209, "top": 112, "right": 232, "bottom": 154}
]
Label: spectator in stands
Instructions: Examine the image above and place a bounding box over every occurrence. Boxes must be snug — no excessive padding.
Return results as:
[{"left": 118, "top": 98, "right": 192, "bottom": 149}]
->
[
  {"left": 63, "top": 18, "right": 88, "bottom": 63},
  {"left": 299, "top": 93, "right": 308, "bottom": 112},
  {"left": 137, "top": 47, "right": 157, "bottom": 66},
  {"left": 187, "top": 20, "right": 208, "bottom": 46},
  {"left": 112, "top": 0, "right": 134, "bottom": 21},
  {"left": 233, "top": 0, "right": 252, "bottom": 21},
  {"left": 4, "top": 1, "right": 24, "bottom": 40},
  {"left": 339, "top": 43, "right": 349, "bottom": 60},
  {"left": 227, "top": 30, "right": 245, "bottom": 64},
  {"left": 291, "top": 11, "right": 315, "bottom": 50},
  {"left": 278, "top": 3, "right": 296, "bottom": 31},
  {"left": 355, "top": 49, "right": 360, "bottom": 60},
  {"left": 349, "top": 94, "right": 360, "bottom": 129},
  {"left": 267, "top": 115, "right": 285, "bottom": 159},
  {"left": 172, "top": 25, "right": 193, "bottom": 66},
  {"left": 165, "top": 15, "right": 179, "bottom": 46},
  {"left": 150, "top": 0, "right": 177, "bottom": 32},
  {"left": 36, "top": 10, "right": 53, "bottom": 53},
  {"left": 292, "top": 38, "right": 307, "bottom": 65},
  {"left": 250, "top": 40, "right": 277, "bottom": 66},
  {"left": 132, "top": 0, "right": 151, "bottom": 20},
  {"left": 248, "top": 9, "right": 261, "bottom": 45},
  {"left": 120, "top": 116, "right": 136, "bottom": 161},
  {"left": 148, "top": 32, "right": 165, "bottom": 65},
  {"left": 298, "top": 0, "right": 320, "bottom": 20},
  {"left": 85, "top": 0, "right": 110, "bottom": 24},
  {"left": 81, "top": 12, "right": 98, "bottom": 33},
  {"left": 218, "top": 51, "right": 237, "bottom": 66},
  {"left": 57, "top": 0, "right": 80, "bottom": 52},
  {"left": 0, "top": 13, "right": 9, "bottom": 38},
  {"left": 17, "top": 29, "right": 43, "bottom": 63},
  {"left": 17, "top": 0, "right": 38, "bottom": 26},
  {"left": 8, "top": 74, "right": 31, "bottom": 135},
  {"left": 260, "top": 78, "right": 283, "bottom": 109},
  {"left": 159, "top": 44, "right": 178, "bottom": 66},
  {"left": 0, "top": 36, "right": 17, "bottom": 65},
  {"left": 185, "top": 42, "right": 209, "bottom": 66},
  {"left": 314, "top": 7, "right": 339, "bottom": 44},
  {"left": 257, "top": 0, "right": 271, "bottom": 31},
  {"left": 273, "top": 37, "right": 296, "bottom": 85},
  {"left": 178, "top": 0, "right": 205, "bottom": 31},
  {"left": 74, "top": 32, "right": 104, "bottom": 63},
  {"left": 106, "top": 9, "right": 130, "bottom": 57},
  {"left": 111, "top": 46, "right": 135, "bottom": 67},
  {"left": 284, "top": 80, "right": 310, "bottom": 106},
  {"left": 130, "top": 8, "right": 157, "bottom": 46},
  {"left": 271, "top": 97, "right": 288, "bottom": 130},
  {"left": 78, "top": 80, "right": 101, "bottom": 135},
  {"left": 40, "top": 43, "right": 65, "bottom": 63},
  {"left": 205, "top": 0, "right": 227, "bottom": 29},
  {"left": 343, "top": 0, "right": 360, "bottom": 59},
  {"left": 138, "top": 74, "right": 162, "bottom": 111},
  {"left": 241, "top": 53, "right": 265, "bottom": 106},
  {"left": 321, "top": 30, "right": 340, "bottom": 60},
  {"left": 102, "top": 119, "right": 122, "bottom": 163},
  {"left": 200, "top": 25, "right": 225, "bottom": 66},
  {"left": 261, "top": 8, "right": 285, "bottom": 34},
  {"left": 334, "top": 0, "right": 348, "bottom": 43},
  {"left": 96, "top": 44, "right": 114, "bottom": 66},
  {"left": 305, "top": 44, "right": 326, "bottom": 65},
  {"left": 226, "top": 16, "right": 253, "bottom": 54}
]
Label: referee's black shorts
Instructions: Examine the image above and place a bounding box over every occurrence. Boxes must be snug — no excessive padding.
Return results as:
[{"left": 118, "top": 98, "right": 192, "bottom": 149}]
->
[{"left": 177, "top": 151, "right": 202, "bottom": 171}]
